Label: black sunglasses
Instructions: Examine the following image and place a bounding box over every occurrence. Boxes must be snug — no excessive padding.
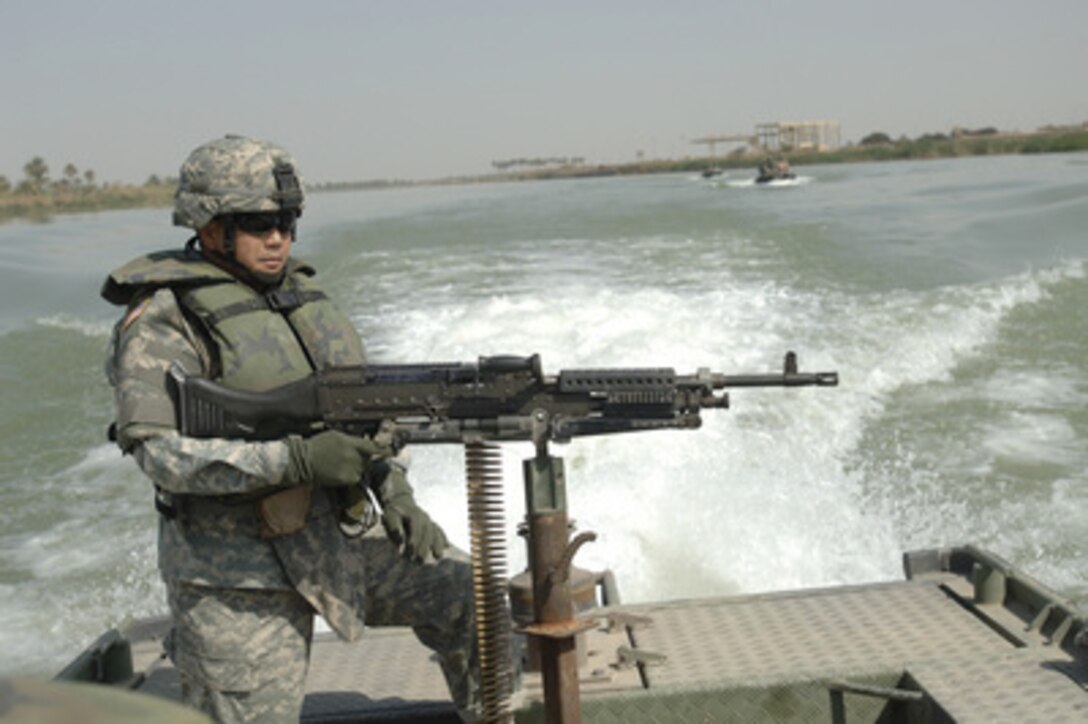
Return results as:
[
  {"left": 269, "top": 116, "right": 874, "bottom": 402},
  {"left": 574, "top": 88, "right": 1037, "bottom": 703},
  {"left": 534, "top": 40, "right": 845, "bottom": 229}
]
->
[{"left": 230, "top": 211, "right": 298, "bottom": 235}]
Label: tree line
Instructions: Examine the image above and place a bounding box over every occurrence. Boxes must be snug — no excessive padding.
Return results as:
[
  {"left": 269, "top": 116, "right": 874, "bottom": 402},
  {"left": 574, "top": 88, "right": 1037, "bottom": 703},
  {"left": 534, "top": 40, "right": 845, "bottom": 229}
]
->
[
  {"left": 0, "top": 156, "right": 175, "bottom": 222},
  {"left": 490, "top": 156, "right": 586, "bottom": 171},
  {"left": 0, "top": 156, "right": 175, "bottom": 195}
]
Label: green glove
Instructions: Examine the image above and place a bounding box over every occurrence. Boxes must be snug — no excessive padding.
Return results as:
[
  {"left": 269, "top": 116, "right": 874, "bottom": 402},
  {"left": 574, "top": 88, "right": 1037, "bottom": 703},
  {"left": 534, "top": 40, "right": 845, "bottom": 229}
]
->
[
  {"left": 284, "top": 430, "right": 383, "bottom": 488},
  {"left": 371, "top": 461, "right": 449, "bottom": 563}
]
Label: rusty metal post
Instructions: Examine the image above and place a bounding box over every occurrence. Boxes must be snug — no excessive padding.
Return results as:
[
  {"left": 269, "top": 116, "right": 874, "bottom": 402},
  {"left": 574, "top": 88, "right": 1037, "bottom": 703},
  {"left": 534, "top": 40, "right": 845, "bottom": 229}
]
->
[{"left": 521, "top": 445, "right": 589, "bottom": 724}]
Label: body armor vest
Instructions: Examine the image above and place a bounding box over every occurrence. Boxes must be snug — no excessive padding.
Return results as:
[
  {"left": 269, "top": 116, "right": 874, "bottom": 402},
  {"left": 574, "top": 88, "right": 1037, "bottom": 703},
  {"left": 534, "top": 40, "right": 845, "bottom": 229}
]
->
[
  {"left": 104, "top": 250, "right": 376, "bottom": 614},
  {"left": 104, "top": 248, "right": 366, "bottom": 395}
]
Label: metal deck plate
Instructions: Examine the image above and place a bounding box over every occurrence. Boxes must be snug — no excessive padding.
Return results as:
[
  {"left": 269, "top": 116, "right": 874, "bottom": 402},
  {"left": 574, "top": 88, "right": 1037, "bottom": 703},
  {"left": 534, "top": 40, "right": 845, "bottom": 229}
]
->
[
  {"left": 908, "top": 652, "right": 1088, "bottom": 723},
  {"left": 121, "top": 575, "right": 1087, "bottom": 722},
  {"left": 303, "top": 628, "right": 457, "bottom": 720},
  {"left": 625, "top": 579, "right": 1010, "bottom": 687}
]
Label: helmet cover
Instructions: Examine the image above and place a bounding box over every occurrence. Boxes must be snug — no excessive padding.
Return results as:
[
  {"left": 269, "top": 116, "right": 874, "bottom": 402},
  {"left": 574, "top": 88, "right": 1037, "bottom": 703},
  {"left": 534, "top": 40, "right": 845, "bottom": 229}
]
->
[{"left": 173, "top": 135, "right": 304, "bottom": 229}]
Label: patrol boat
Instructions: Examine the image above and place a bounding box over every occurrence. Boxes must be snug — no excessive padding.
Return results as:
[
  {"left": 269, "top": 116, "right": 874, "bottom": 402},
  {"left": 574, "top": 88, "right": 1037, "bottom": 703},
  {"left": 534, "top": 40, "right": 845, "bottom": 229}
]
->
[
  {"left": 49, "top": 540, "right": 1088, "bottom": 722},
  {"left": 34, "top": 352, "right": 1088, "bottom": 722},
  {"left": 37, "top": 355, "right": 1088, "bottom": 723}
]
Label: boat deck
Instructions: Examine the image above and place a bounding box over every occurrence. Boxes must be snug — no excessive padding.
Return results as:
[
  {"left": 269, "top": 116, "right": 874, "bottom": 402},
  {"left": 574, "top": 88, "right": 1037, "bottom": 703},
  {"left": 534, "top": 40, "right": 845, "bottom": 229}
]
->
[{"left": 67, "top": 547, "right": 1088, "bottom": 722}]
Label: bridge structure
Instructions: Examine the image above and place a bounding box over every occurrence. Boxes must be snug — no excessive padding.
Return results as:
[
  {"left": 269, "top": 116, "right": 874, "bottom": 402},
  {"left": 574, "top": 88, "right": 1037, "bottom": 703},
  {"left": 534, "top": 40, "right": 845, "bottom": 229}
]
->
[
  {"left": 690, "top": 134, "right": 756, "bottom": 156},
  {"left": 693, "top": 120, "right": 842, "bottom": 156},
  {"left": 756, "top": 120, "right": 841, "bottom": 151}
]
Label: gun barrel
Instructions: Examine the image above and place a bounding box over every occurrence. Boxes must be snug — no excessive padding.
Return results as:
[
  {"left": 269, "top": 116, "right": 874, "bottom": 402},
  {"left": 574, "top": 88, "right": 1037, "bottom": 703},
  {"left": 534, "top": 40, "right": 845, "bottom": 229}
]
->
[{"left": 716, "top": 370, "right": 839, "bottom": 387}]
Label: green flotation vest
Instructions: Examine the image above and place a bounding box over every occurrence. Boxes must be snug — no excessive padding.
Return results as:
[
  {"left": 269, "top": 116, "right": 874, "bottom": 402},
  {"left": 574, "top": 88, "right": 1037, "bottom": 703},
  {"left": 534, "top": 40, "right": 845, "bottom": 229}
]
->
[{"left": 103, "top": 247, "right": 365, "bottom": 396}]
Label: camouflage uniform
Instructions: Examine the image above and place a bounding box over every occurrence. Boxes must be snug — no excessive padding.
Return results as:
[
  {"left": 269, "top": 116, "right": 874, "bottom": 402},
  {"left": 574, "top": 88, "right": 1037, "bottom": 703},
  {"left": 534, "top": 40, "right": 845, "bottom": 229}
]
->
[{"left": 102, "top": 136, "right": 478, "bottom": 723}]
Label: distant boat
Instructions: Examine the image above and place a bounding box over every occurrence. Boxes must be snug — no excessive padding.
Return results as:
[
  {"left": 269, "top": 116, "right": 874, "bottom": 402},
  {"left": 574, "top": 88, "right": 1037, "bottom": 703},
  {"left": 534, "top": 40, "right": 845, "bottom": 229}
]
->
[
  {"left": 756, "top": 157, "right": 796, "bottom": 184},
  {"left": 755, "top": 170, "right": 797, "bottom": 184}
]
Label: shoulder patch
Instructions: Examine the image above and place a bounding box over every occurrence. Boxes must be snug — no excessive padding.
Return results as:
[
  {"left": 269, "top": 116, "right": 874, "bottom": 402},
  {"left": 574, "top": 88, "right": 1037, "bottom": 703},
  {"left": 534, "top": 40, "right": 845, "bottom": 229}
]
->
[{"left": 121, "top": 297, "right": 152, "bottom": 331}]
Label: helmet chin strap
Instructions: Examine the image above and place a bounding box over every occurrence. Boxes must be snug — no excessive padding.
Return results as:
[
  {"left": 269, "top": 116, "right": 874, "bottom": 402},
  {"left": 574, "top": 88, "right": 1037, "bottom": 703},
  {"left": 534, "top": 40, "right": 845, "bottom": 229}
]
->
[{"left": 222, "top": 216, "right": 238, "bottom": 256}]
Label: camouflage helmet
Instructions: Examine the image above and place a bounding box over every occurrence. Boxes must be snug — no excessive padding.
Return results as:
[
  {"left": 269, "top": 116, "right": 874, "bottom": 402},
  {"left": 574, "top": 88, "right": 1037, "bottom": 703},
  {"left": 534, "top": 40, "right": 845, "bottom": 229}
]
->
[{"left": 173, "top": 135, "right": 304, "bottom": 230}]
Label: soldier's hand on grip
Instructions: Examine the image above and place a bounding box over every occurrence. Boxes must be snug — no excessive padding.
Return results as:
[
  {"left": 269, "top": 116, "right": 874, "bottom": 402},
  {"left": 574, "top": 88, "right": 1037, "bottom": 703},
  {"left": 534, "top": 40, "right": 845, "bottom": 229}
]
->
[
  {"left": 373, "top": 464, "right": 449, "bottom": 563},
  {"left": 284, "top": 430, "right": 376, "bottom": 488}
]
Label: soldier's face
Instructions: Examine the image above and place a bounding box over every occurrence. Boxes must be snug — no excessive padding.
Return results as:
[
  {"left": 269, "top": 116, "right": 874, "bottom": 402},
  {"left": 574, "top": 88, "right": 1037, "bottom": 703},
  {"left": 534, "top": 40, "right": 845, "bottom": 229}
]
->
[
  {"left": 200, "top": 214, "right": 294, "bottom": 279},
  {"left": 232, "top": 224, "right": 292, "bottom": 278}
]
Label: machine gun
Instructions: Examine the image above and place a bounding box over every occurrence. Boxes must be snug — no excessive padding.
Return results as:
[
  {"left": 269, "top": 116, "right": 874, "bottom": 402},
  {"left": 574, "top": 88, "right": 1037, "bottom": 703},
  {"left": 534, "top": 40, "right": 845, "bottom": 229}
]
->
[
  {"left": 168, "top": 351, "right": 837, "bottom": 447},
  {"left": 168, "top": 350, "right": 837, "bottom": 723}
]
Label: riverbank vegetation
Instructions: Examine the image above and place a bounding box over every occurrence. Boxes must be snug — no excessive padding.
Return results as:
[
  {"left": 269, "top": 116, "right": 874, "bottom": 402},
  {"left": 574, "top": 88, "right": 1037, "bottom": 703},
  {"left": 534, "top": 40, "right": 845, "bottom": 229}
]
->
[
  {"left": 0, "top": 157, "right": 173, "bottom": 223},
  {"left": 3, "top": 124, "right": 1086, "bottom": 223},
  {"left": 506, "top": 124, "right": 1088, "bottom": 181}
]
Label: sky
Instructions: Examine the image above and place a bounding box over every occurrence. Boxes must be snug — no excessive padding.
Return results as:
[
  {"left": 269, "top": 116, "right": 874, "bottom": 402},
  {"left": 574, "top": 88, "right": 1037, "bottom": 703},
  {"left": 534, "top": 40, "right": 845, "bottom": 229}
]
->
[{"left": 2, "top": 0, "right": 1085, "bottom": 185}]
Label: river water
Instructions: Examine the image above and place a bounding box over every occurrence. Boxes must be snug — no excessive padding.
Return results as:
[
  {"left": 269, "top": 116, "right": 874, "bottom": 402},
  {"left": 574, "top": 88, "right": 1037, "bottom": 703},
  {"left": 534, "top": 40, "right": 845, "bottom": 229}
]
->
[{"left": 1, "top": 153, "right": 1086, "bottom": 677}]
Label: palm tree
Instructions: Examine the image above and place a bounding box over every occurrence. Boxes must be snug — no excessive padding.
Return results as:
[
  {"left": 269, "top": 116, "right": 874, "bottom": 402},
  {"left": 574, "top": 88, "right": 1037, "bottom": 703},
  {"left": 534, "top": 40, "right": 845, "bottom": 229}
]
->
[
  {"left": 63, "top": 163, "right": 80, "bottom": 188},
  {"left": 22, "top": 157, "right": 50, "bottom": 194}
]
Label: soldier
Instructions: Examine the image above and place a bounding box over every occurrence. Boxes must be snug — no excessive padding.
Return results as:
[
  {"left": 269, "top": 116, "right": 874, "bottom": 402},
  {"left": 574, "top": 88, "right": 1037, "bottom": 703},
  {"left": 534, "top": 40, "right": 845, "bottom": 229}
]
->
[
  {"left": 757, "top": 157, "right": 775, "bottom": 182},
  {"left": 102, "top": 135, "right": 479, "bottom": 723}
]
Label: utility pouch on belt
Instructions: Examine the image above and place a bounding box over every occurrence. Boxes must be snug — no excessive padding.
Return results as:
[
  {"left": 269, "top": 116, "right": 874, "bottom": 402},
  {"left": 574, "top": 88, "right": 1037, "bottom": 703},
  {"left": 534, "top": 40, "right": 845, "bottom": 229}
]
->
[{"left": 257, "top": 486, "right": 313, "bottom": 538}]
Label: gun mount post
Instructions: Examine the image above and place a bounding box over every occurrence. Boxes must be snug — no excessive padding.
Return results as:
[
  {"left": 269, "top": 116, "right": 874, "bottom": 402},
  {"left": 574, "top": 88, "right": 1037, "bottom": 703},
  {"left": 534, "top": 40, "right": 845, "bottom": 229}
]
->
[{"left": 519, "top": 410, "right": 596, "bottom": 723}]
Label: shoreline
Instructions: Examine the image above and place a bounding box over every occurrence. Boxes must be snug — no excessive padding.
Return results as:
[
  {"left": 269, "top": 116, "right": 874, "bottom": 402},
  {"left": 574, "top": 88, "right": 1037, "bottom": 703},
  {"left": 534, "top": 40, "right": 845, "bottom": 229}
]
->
[{"left": 3, "top": 128, "right": 1086, "bottom": 224}]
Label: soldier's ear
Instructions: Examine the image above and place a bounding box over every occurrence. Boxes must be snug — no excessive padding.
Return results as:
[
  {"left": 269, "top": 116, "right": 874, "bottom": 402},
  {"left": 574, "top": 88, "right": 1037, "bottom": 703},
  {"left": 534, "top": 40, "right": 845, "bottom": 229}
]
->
[{"left": 198, "top": 221, "right": 225, "bottom": 253}]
